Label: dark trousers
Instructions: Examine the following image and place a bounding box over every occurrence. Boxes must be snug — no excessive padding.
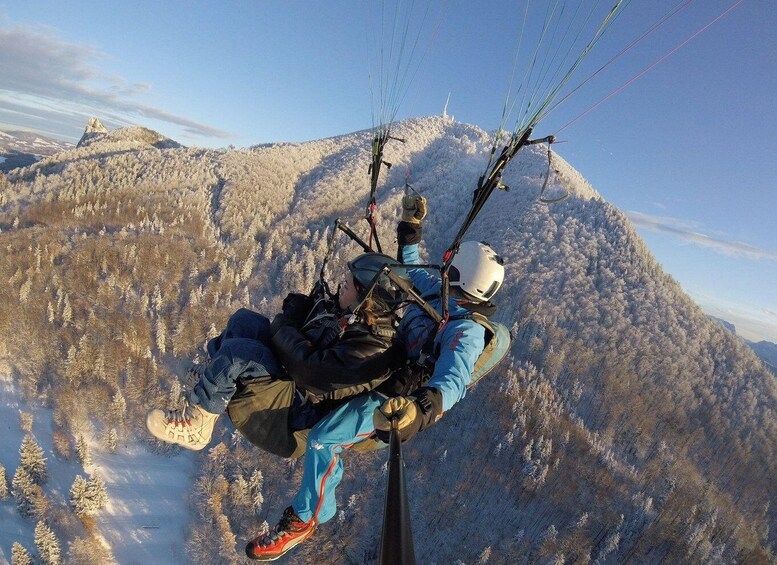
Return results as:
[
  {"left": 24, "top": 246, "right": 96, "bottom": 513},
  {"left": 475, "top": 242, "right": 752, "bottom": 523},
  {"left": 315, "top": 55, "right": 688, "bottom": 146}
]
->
[{"left": 190, "top": 308, "right": 310, "bottom": 458}]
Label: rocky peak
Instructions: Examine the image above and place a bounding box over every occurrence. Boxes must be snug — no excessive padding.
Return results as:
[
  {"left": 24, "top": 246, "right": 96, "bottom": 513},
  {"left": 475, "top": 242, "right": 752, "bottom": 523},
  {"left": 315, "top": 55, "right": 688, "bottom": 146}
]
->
[
  {"left": 76, "top": 118, "right": 181, "bottom": 150},
  {"left": 84, "top": 117, "right": 108, "bottom": 134},
  {"left": 77, "top": 117, "right": 109, "bottom": 148}
]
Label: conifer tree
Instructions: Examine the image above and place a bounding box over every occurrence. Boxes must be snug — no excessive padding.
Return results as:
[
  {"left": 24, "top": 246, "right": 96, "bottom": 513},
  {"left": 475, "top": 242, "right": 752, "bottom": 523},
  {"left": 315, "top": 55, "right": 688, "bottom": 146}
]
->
[
  {"left": 249, "top": 469, "right": 264, "bottom": 512},
  {"left": 19, "top": 412, "right": 33, "bottom": 433},
  {"left": 0, "top": 463, "right": 9, "bottom": 499},
  {"left": 11, "top": 542, "right": 33, "bottom": 565},
  {"left": 34, "top": 520, "right": 61, "bottom": 565},
  {"left": 85, "top": 475, "right": 109, "bottom": 512},
  {"left": 12, "top": 466, "right": 37, "bottom": 517},
  {"left": 19, "top": 435, "right": 47, "bottom": 485},
  {"left": 109, "top": 391, "right": 127, "bottom": 422},
  {"left": 70, "top": 474, "right": 109, "bottom": 516},
  {"left": 168, "top": 379, "right": 183, "bottom": 407},
  {"left": 155, "top": 317, "right": 167, "bottom": 353},
  {"left": 215, "top": 513, "right": 236, "bottom": 561},
  {"left": 69, "top": 475, "right": 89, "bottom": 516},
  {"left": 152, "top": 285, "right": 163, "bottom": 312},
  {"left": 62, "top": 294, "right": 72, "bottom": 326},
  {"left": 106, "top": 428, "right": 118, "bottom": 452},
  {"left": 477, "top": 546, "right": 492, "bottom": 564},
  {"left": 229, "top": 473, "right": 250, "bottom": 508},
  {"left": 76, "top": 435, "right": 90, "bottom": 466}
]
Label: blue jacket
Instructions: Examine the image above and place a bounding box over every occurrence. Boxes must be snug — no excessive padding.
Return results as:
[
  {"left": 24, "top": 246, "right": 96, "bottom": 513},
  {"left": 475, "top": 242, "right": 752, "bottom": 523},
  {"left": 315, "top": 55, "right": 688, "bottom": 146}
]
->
[{"left": 397, "top": 243, "right": 486, "bottom": 412}]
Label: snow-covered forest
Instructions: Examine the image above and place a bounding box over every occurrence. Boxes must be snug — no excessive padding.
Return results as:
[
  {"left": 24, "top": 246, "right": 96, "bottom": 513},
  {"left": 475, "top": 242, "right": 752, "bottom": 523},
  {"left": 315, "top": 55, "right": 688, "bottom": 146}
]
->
[{"left": 0, "top": 115, "right": 775, "bottom": 563}]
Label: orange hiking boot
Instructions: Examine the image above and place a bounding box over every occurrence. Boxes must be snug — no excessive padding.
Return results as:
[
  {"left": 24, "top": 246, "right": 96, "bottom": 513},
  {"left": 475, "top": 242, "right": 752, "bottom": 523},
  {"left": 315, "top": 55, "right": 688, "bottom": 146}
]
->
[{"left": 245, "top": 506, "right": 316, "bottom": 561}]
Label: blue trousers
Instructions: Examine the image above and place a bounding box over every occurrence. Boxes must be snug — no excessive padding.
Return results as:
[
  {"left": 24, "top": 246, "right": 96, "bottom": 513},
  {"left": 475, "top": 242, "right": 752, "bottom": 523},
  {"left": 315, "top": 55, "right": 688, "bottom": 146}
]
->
[
  {"left": 191, "top": 308, "right": 282, "bottom": 414},
  {"left": 292, "top": 391, "right": 385, "bottom": 524}
]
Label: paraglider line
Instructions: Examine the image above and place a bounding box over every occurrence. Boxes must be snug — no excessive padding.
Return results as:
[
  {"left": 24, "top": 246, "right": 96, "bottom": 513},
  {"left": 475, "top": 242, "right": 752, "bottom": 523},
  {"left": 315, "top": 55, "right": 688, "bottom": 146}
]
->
[
  {"left": 555, "top": 0, "right": 744, "bottom": 135},
  {"left": 544, "top": 0, "right": 695, "bottom": 122}
]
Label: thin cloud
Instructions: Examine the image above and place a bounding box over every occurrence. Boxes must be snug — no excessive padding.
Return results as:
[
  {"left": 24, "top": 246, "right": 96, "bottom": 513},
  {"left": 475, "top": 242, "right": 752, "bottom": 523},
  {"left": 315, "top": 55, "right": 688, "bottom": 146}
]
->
[
  {"left": 0, "top": 23, "right": 231, "bottom": 140},
  {"left": 627, "top": 211, "right": 777, "bottom": 262}
]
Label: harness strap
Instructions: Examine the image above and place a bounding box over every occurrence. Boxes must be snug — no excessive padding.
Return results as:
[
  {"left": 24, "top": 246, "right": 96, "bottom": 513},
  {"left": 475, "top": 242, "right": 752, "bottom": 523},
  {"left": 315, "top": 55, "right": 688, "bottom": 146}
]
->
[{"left": 415, "top": 311, "right": 497, "bottom": 379}]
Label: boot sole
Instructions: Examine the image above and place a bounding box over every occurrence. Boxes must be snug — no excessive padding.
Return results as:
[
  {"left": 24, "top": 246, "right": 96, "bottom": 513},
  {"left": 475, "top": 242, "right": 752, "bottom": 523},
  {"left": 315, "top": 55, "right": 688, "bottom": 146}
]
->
[
  {"left": 245, "top": 528, "right": 315, "bottom": 561},
  {"left": 145, "top": 410, "right": 212, "bottom": 450}
]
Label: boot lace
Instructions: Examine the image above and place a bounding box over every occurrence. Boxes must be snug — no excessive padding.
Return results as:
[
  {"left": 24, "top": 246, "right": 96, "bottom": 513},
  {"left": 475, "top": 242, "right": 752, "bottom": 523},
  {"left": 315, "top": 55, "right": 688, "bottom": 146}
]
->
[
  {"left": 164, "top": 401, "right": 196, "bottom": 429},
  {"left": 260, "top": 508, "right": 306, "bottom": 547}
]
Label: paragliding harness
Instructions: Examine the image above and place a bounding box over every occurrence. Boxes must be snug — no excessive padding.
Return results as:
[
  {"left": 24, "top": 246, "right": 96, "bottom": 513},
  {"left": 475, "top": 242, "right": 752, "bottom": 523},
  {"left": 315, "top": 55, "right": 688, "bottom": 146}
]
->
[
  {"left": 415, "top": 307, "right": 512, "bottom": 391},
  {"left": 342, "top": 267, "right": 512, "bottom": 404}
]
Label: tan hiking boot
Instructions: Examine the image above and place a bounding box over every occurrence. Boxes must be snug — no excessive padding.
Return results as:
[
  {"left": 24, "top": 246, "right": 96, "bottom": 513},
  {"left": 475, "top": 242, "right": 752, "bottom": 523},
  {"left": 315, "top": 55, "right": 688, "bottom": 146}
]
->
[{"left": 146, "top": 401, "right": 219, "bottom": 450}]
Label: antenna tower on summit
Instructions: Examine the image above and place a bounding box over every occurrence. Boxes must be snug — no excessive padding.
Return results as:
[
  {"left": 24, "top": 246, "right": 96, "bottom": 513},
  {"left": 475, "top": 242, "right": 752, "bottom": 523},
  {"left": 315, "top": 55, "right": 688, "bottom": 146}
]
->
[{"left": 442, "top": 93, "right": 451, "bottom": 118}]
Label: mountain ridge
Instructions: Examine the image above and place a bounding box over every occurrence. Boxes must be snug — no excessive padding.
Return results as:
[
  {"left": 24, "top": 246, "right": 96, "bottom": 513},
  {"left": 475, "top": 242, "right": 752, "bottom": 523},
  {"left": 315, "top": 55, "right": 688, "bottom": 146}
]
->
[
  {"left": 0, "top": 129, "right": 73, "bottom": 172},
  {"left": 76, "top": 119, "right": 182, "bottom": 150}
]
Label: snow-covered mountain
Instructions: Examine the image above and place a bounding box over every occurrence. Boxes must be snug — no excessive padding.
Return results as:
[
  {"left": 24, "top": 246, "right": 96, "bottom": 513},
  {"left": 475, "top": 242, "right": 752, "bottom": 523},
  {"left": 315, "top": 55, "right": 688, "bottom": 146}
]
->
[
  {"left": 709, "top": 315, "right": 737, "bottom": 334},
  {"left": 0, "top": 116, "right": 774, "bottom": 563},
  {"left": 76, "top": 117, "right": 182, "bottom": 150},
  {"left": 0, "top": 130, "right": 73, "bottom": 172}
]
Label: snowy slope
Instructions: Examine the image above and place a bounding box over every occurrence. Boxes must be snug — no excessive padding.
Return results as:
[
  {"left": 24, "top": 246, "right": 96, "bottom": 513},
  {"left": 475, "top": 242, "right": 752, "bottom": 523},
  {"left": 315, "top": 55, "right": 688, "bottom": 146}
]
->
[
  {"left": 84, "top": 445, "right": 195, "bottom": 565},
  {"left": 0, "top": 375, "right": 82, "bottom": 562},
  {"left": 0, "top": 373, "right": 194, "bottom": 564},
  {"left": 0, "top": 130, "right": 71, "bottom": 155},
  {"left": 0, "top": 130, "right": 72, "bottom": 172}
]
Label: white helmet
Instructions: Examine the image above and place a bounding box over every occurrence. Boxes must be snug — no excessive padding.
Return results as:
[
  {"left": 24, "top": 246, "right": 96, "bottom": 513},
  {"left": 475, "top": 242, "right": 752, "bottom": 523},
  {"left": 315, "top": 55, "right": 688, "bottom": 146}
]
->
[{"left": 448, "top": 241, "right": 505, "bottom": 303}]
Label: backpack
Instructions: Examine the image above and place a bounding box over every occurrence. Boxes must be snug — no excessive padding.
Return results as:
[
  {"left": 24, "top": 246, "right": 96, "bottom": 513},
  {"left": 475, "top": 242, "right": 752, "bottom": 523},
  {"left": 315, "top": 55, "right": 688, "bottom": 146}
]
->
[
  {"left": 381, "top": 310, "right": 512, "bottom": 397},
  {"left": 462, "top": 312, "right": 512, "bottom": 389}
]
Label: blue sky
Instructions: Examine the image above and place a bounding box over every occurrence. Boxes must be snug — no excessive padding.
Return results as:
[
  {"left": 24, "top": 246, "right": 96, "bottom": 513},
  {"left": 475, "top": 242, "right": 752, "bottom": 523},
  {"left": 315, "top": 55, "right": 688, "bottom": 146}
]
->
[{"left": 1, "top": 0, "right": 775, "bottom": 342}]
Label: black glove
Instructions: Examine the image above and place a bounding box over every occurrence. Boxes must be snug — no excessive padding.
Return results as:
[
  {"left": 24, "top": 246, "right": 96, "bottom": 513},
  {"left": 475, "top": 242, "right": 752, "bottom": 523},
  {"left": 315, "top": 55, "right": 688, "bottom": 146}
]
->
[
  {"left": 397, "top": 195, "right": 425, "bottom": 249},
  {"left": 410, "top": 386, "right": 444, "bottom": 430},
  {"left": 282, "top": 293, "right": 313, "bottom": 326},
  {"left": 397, "top": 221, "right": 423, "bottom": 247}
]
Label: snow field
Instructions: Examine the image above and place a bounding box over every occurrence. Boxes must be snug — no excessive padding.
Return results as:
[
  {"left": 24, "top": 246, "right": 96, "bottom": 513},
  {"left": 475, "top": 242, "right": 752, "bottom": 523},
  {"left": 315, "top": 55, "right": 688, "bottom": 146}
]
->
[
  {"left": 84, "top": 443, "right": 195, "bottom": 565},
  {"left": 0, "top": 375, "right": 83, "bottom": 562},
  {"left": 0, "top": 374, "right": 195, "bottom": 564}
]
